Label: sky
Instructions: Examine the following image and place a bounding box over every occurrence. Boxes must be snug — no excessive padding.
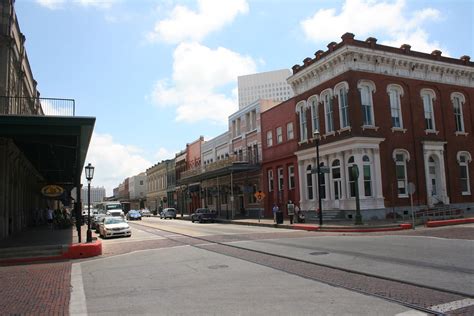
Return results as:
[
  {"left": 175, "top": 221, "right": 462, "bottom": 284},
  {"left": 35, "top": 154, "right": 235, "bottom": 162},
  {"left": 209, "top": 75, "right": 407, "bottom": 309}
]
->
[{"left": 15, "top": 0, "right": 473, "bottom": 196}]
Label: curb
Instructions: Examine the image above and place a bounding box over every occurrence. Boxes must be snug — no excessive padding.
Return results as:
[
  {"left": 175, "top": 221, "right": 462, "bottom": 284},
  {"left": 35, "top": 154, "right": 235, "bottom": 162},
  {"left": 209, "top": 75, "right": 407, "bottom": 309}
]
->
[{"left": 426, "top": 218, "right": 474, "bottom": 228}]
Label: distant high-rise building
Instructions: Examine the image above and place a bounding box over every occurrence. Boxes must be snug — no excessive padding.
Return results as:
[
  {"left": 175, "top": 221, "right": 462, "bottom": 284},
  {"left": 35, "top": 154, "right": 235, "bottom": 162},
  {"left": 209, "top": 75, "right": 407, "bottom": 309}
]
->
[
  {"left": 237, "top": 69, "right": 294, "bottom": 108},
  {"left": 81, "top": 186, "right": 106, "bottom": 205}
]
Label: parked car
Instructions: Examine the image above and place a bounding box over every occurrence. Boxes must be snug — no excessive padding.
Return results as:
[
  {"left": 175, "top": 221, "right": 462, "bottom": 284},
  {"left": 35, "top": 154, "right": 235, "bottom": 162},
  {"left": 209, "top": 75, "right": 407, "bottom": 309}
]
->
[
  {"left": 160, "top": 208, "right": 177, "bottom": 219},
  {"left": 92, "top": 213, "right": 107, "bottom": 230},
  {"left": 126, "top": 210, "right": 142, "bottom": 221},
  {"left": 140, "top": 209, "right": 151, "bottom": 217},
  {"left": 99, "top": 217, "right": 131, "bottom": 239},
  {"left": 190, "top": 208, "right": 217, "bottom": 223}
]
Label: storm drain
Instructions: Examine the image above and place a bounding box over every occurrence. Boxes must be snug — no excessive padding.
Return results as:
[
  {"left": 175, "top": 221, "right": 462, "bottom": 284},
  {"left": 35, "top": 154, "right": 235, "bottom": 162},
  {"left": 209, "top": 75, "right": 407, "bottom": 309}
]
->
[{"left": 309, "top": 251, "right": 329, "bottom": 256}]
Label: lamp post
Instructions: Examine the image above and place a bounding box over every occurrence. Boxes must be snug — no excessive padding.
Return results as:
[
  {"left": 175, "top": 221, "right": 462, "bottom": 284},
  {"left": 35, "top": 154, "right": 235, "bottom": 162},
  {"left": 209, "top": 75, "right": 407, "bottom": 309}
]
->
[
  {"left": 84, "top": 163, "right": 95, "bottom": 243},
  {"left": 352, "top": 165, "right": 363, "bottom": 225},
  {"left": 313, "top": 130, "right": 323, "bottom": 226}
]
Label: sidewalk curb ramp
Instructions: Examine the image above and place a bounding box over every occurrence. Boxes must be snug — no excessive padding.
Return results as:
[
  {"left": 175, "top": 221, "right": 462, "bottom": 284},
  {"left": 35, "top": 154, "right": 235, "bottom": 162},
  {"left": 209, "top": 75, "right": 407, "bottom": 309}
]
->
[
  {"left": 426, "top": 218, "right": 474, "bottom": 228},
  {"left": 0, "top": 239, "right": 102, "bottom": 265}
]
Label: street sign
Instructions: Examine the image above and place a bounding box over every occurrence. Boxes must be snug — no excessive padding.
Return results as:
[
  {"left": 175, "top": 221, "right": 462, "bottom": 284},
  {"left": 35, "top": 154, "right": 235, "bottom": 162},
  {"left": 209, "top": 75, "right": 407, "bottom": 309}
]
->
[
  {"left": 254, "top": 190, "right": 266, "bottom": 201},
  {"left": 407, "top": 182, "right": 416, "bottom": 195}
]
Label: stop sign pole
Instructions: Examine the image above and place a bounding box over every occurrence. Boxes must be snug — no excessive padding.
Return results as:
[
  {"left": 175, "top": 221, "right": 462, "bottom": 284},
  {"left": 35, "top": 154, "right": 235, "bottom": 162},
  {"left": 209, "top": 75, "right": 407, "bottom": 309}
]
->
[{"left": 408, "top": 182, "right": 416, "bottom": 230}]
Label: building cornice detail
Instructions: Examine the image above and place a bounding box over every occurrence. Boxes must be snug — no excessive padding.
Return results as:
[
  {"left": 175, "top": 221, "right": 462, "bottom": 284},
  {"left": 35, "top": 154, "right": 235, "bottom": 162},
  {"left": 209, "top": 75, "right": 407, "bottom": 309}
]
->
[{"left": 288, "top": 45, "right": 474, "bottom": 95}]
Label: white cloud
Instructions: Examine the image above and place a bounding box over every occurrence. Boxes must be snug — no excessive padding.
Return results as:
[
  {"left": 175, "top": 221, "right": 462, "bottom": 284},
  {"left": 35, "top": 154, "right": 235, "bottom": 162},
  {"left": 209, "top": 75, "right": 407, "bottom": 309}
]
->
[
  {"left": 36, "top": 0, "right": 65, "bottom": 9},
  {"left": 301, "top": 0, "right": 445, "bottom": 54},
  {"left": 154, "top": 147, "right": 176, "bottom": 161},
  {"left": 150, "top": 42, "right": 257, "bottom": 123},
  {"left": 83, "top": 133, "right": 152, "bottom": 196},
  {"left": 147, "top": 0, "right": 249, "bottom": 43}
]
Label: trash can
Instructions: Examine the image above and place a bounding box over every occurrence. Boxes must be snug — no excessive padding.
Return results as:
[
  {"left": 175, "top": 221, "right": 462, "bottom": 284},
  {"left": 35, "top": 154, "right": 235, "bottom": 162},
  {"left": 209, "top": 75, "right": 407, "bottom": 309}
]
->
[{"left": 276, "top": 211, "right": 284, "bottom": 224}]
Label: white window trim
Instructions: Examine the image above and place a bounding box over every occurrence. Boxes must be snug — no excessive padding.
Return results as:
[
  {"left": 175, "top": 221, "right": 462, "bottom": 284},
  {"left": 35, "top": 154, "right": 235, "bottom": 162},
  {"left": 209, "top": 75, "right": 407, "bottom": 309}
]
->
[
  {"left": 321, "top": 88, "right": 334, "bottom": 135},
  {"left": 288, "top": 165, "right": 295, "bottom": 190},
  {"left": 387, "top": 84, "right": 404, "bottom": 129},
  {"left": 277, "top": 167, "right": 284, "bottom": 191},
  {"left": 451, "top": 92, "right": 466, "bottom": 134},
  {"left": 266, "top": 130, "right": 273, "bottom": 147},
  {"left": 334, "top": 81, "right": 350, "bottom": 129},
  {"left": 287, "top": 122, "right": 294, "bottom": 140},
  {"left": 457, "top": 151, "right": 472, "bottom": 195},
  {"left": 296, "top": 101, "right": 308, "bottom": 142},
  {"left": 357, "top": 79, "right": 376, "bottom": 128},
  {"left": 421, "top": 88, "right": 438, "bottom": 134},
  {"left": 276, "top": 126, "right": 283, "bottom": 144},
  {"left": 393, "top": 149, "right": 410, "bottom": 198},
  {"left": 308, "top": 95, "right": 319, "bottom": 134},
  {"left": 268, "top": 169, "right": 274, "bottom": 192}
]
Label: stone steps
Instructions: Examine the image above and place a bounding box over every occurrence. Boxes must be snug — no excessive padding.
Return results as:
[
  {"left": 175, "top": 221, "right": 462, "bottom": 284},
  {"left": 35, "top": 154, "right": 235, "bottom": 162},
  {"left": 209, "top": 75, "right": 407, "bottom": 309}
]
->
[{"left": 0, "top": 244, "right": 66, "bottom": 259}]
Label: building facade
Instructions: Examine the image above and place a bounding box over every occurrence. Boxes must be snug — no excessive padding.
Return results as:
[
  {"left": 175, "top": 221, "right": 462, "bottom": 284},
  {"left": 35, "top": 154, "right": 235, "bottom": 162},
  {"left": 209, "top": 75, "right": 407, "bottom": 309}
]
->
[
  {"left": 81, "top": 186, "right": 106, "bottom": 205},
  {"left": 129, "top": 172, "right": 146, "bottom": 209},
  {"left": 238, "top": 69, "right": 294, "bottom": 109},
  {"left": 261, "top": 97, "right": 299, "bottom": 218},
  {"left": 288, "top": 32, "right": 473, "bottom": 220},
  {"left": 146, "top": 160, "right": 171, "bottom": 213}
]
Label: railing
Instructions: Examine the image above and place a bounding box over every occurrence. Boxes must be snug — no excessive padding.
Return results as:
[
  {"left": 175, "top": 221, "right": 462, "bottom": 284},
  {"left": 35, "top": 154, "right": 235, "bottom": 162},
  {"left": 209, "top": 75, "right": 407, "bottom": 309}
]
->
[{"left": 0, "top": 96, "right": 75, "bottom": 116}]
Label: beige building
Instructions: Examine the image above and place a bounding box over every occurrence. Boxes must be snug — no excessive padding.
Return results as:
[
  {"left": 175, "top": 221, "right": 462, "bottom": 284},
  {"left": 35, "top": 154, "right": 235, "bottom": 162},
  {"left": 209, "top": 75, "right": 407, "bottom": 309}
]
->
[{"left": 146, "top": 160, "right": 172, "bottom": 212}]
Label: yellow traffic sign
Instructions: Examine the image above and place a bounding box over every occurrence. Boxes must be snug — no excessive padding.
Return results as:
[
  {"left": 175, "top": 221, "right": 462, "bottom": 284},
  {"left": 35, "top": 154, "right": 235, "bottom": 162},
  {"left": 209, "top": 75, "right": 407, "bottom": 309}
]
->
[{"left": 254, "top": 191, "right": 266, "bottom": 201}]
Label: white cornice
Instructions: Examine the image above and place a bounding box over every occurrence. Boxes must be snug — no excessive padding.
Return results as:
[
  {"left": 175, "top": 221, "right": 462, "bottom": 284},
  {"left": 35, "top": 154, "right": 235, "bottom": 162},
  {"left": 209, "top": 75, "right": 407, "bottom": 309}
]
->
[{"left": 288, "top": 45, "right": 474, "bottom": 95}]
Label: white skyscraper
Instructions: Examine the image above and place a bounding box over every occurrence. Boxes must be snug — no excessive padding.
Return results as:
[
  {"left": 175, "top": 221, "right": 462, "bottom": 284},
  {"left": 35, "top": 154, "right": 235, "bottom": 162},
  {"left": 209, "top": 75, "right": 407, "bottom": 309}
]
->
[{"left": 237, "top": 69, "right": 294, "bottom": 108}]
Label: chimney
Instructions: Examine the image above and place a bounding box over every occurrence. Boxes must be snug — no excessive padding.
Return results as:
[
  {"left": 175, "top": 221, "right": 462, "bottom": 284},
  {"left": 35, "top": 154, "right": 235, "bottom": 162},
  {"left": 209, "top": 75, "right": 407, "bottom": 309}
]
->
[
  {"left": 292, "top": 64, "right": 301, "bottom": 74},
  {"left": 460, "top": 55, "right": 471, "bottom": 64},
  {"left": 431, "top": 50, "right": 442, "bottom": 60},
  {"left": 400, "top": 44, "right": 411, "bottom": 53},
  {"left": 314, "top": 50, "right": 324, "bottom": 60},
  {"left": 341, "top": 32, "right": 355, "bottom": 43},
  {"left": 365, "top": 37, "right": 377, "bottom": 48},
  {"left": 303, "top": 57, "right": 312, "bottom": 66},
  {"left": 327, "top": 41, "right": 337, "bottom": 52}
]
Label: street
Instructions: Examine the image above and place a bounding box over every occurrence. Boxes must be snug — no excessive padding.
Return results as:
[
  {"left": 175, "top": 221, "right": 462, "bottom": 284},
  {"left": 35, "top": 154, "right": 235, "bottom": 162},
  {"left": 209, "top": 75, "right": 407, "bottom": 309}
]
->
[{"left": 69, "top": 218, "right": 474, "bottom": 315}]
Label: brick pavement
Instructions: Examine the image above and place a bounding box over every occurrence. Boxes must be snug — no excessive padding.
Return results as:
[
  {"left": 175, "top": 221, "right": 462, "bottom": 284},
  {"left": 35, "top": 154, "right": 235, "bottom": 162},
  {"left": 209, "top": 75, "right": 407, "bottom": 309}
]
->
[{"left": 0, "top": 261, "right": 71, "bottom": 315}]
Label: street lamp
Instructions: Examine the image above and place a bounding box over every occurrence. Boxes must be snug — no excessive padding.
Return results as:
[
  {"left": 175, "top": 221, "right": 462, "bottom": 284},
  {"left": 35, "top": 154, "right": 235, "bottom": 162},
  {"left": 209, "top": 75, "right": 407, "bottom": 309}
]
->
[
  {"left": 352, "top": 165, "right": 363, "bottom": 225},
  {"left": 84, "top": 163, "right": 95, "bottom": 243},
  {"left": 313, "top": 130, "right": 323, "bottom": 226}
]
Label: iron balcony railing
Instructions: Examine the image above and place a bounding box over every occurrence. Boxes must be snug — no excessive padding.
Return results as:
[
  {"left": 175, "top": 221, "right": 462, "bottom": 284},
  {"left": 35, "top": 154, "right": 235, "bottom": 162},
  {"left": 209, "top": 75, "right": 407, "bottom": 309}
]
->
[{"left": 0, "top": 96, "right": 75, "bottom": 116}]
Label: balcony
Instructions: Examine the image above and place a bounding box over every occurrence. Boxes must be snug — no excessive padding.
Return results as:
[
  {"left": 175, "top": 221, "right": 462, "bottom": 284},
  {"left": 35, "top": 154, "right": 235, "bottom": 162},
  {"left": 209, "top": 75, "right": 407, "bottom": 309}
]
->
[{"left": 0, "top": 96, "right": 75, "bottom": 116}]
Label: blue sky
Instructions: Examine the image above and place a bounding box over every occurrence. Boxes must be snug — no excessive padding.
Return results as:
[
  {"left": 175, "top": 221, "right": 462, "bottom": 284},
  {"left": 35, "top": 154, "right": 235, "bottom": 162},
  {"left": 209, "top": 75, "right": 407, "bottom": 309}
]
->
[{"left": 16, "top": 0, "right": 473, "bottom": 195}]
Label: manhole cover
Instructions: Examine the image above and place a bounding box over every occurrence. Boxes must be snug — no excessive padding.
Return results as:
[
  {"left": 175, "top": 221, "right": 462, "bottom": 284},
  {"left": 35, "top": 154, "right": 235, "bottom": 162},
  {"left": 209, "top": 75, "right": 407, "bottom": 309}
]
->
[
  {"left": 208, "top": 264, "right": 229, "bottom": 270},
  {"left": 310, "top": 251, "right": 329, "bottom": 256}
]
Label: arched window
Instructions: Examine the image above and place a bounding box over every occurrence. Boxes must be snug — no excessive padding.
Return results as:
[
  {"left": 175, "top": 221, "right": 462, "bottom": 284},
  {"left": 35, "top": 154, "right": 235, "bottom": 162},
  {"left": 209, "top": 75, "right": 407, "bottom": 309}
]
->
[
  {"left": 321, "top": 89, "right": 334, "bottom": 133},
  {"left": 457, "top": 151, "right": 472, "bottom": 195},
  {"left": 347, "top": 156, "right": 356, "bottom": 197},
  {"left": 387, "top": 84, "right": 404, "bottom": 128},
  {"left": 308, "top": 95, "right": 319, "bottom": 134},
  {"left": 363, "top": 155, "right": 372, "bottom": 197},
  {"left": 393, "top": 149, "right": 410, "bottom": 197},
  {"left": 335, "top": 82, "right": 350, "bottom": 129},
  {"left": 420, "top": 88, "right": 436, "bottom": 132},
  {"left": 331, "top": 159, "right": 341, "bottom": 200},
  {"left": 306, "top": 165, "right": 314, "bottom": 200},
  {"left": 358, "top": 80, "right": 376, "bottom": 126},
  {"left": 296, "top": 101, "right": 308, "bottom": 142},
  {"left": 451, "top": 92, "right": 466, "bottom": 133}
]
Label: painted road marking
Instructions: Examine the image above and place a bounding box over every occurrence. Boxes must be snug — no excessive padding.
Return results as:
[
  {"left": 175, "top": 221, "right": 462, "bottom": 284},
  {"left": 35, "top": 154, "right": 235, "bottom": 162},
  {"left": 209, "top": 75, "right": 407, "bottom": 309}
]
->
[
  {"left": 429, "top": 298, "right": 474, "bottom": 313},
  {"left": 70, "top": 263, "right": 88, "bottom": 316}
]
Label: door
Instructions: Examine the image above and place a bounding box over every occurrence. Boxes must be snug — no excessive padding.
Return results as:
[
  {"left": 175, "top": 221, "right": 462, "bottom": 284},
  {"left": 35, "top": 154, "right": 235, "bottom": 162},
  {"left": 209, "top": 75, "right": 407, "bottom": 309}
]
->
[{"left": 427, "top": 156, "right": 440, "bottom": 204}]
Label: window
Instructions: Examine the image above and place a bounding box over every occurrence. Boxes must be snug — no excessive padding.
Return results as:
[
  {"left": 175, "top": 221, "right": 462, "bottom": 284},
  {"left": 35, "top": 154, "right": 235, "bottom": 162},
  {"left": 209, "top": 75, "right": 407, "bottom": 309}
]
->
[
  {"left": 358, "top": 80, "right": 376, "bottom": 126},
  {"left": 306, "top": 165, "right": 313, "bottom": 200},
  {"left": 363, "top": 155, "right": 372, "bottom": 197},
  {"left": 393, "top": 150, "right": 409, "bottom": 197},
  {"left": 321, "top": 90, "right": 334, "bottom": 133},
  {"left": 387, "top": 84, "right": 404, "bottom": 128},
  {"left": 276, "top": 127, "right": 283, "bottom": 144},
  {"left": 246, "top": 112, "right": 251, "bottom": 132},
  {"left": 452, "top": 93, "right": 465, "bottom": 133},
  {"left": 278, "top": 167, "right": 284, "bottom": 191},
  {"left": 287, "top": 122, "right": 294, "bottom": 140},
  {"left": 347, "top": 156, "right": 356, "bottom": 197},
  {"left": 268, "top": 169, "right": 274, "bottom": 192},
  {"left": 331, "top": 160, "right": 342, "bottom": 200},
  {"left": 421, "top": 89, "right": 436, "bottom": 131},
  {"left": 236, "top": 118, "right": 241, "bottom": 135},
  {"left": 248, "top": 184, "right": 258, "bottom": 203},
  {"left": 458, "top": 152, "right": 471, "bottom": 195},
  {"left": 335, "top": 82, "right": 350, "bottom": 129},
  {"left": 296, "top": 101, "right": 308, "bottom": 142},
  {"left": 266, "top": 130, "right": 273, "bottom": 147},
  {"left": 309, "top": 96, "right": 319, "bottom": 133},
  {"left": 288, "top": 165, "right": 295, "bottom": 189}
]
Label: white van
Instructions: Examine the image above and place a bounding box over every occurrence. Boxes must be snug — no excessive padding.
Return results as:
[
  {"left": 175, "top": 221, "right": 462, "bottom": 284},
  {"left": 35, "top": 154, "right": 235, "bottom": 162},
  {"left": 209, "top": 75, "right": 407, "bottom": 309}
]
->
[{"left": 96, "top": 202, "right": 124, "bottom": 217}]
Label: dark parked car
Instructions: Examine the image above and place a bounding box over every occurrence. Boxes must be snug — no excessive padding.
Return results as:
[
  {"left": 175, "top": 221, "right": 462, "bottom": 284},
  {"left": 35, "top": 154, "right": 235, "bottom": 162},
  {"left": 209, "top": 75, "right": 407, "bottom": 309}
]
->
[
  {"left": 160, "top": 208, "right": 177, "bottom": 219},
  {"left": 126, "top": 210, "right": 142, "bottom": 221},
  {"left": 190, "top": 208, "right": 216, "bottom": 223}
]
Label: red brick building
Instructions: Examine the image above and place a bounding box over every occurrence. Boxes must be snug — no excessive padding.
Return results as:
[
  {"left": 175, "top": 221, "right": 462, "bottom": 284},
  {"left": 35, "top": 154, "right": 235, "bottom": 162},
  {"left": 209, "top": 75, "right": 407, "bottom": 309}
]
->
[
  {"left": 288, "top": 33, "right": 473, "bottom": 220},
  {"left": 261, "top": 98, "right": 300, "bottom": 217}
]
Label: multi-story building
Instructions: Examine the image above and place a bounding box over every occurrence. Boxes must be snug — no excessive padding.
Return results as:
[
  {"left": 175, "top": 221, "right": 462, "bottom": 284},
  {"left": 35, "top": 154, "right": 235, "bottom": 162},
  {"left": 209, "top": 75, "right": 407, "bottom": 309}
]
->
[
  {"left": 166, "top": 158, "right": 176, "bottom": 208},
  {"left": 289, "top": 32, "right": 473, "bottom": 220},
  {"left": 80, "top": 186, "right": 106, "bottom": 205},
  {"left": 128, "top": 172, "right": 146, "bottom": 209},
  {"left": 238, "top": 69, "right": 294, "bottom": 108},
  {"left": 174, "top": 149, "right": 187, "bottom": 215},
  {"left": 146, "top": 160, "right": 171, "bottom": 213},
  {"left": 261, "top": 97, "right": 299, "bottom": 218}
]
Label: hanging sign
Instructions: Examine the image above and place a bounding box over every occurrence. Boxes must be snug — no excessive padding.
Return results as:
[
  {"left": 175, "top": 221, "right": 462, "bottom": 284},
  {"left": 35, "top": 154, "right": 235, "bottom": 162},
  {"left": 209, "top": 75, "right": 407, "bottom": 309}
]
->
[{"left": 41, "top": 185, "right": 64, "bottom": 198}]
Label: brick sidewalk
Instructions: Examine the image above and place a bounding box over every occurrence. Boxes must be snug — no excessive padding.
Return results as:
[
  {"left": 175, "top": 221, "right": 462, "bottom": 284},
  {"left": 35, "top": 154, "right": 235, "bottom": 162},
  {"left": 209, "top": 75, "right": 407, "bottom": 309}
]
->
[{"left": 0, "top": 261, "right": 71, "bottom": 315}]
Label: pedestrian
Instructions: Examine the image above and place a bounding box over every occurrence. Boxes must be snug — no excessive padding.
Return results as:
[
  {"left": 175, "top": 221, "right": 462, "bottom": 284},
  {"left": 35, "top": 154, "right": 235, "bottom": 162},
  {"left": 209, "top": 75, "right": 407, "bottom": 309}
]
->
[
  {"left": 287, "top": 200, "right": 295, "bottom": 224},
  {"left": 46, "top": 207, "right": 54, "bottom": 230},
  {"left": 272, "top": 203, "right": 279, "bottom": 223}
]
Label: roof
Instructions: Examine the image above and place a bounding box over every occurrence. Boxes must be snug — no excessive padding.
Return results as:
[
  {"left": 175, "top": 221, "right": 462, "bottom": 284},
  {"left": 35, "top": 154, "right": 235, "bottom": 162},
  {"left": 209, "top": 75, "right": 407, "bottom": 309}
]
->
[{"left": 0, "top": 115, "right": 95, "bottom": 189}]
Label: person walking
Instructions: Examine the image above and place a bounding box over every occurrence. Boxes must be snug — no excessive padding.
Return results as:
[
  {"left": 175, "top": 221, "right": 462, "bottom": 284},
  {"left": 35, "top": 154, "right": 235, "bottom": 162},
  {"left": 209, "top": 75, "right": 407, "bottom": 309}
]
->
[
  {"left": 272, "top": 203, "right": 279, "bottom": 223},
  {"left": 46, "top": 207, "right": 54, "bottom": 230},
  {"left": 287, "top": 200, "right": 295, "bottom": 224}
]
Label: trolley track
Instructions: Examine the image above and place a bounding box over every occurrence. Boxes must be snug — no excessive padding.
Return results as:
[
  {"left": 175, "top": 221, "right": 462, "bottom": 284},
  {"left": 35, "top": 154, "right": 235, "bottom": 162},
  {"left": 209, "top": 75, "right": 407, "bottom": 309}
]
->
[{"left": 129, "top": 222, "right": 473, "bottom": 315}]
